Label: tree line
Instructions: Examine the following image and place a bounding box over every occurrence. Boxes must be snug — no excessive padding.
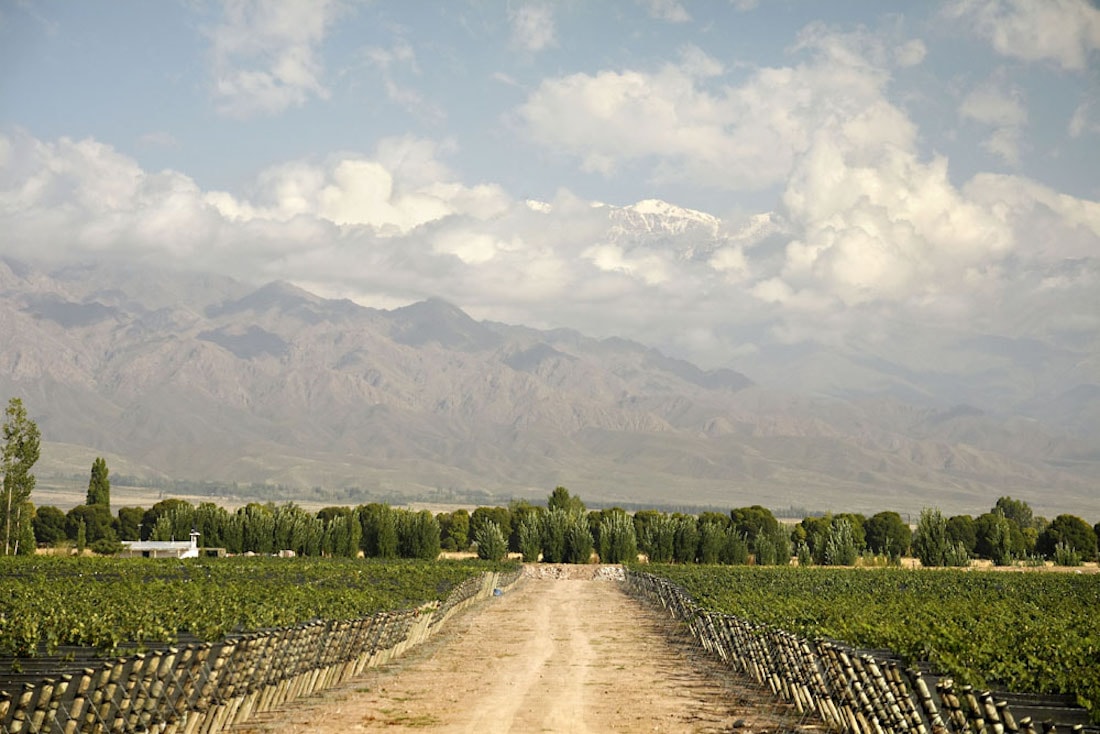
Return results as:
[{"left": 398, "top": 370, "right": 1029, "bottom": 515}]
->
[{"left": 4, "top": 396, "right": 1099, "bottom": 565}]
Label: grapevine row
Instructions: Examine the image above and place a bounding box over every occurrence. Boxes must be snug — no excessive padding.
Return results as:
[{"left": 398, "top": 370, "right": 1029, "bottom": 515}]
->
[
  {"left": 634, "top": 564, "right": 1100, "bottom": 724},
  {"left": 0, "top": 557, "right": 517, "bottom": 657},
  {"left": 0, "top": 562, "right": 522, "bottom": 733}
]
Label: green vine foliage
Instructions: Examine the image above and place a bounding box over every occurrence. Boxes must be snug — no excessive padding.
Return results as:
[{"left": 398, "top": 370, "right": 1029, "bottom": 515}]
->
[
  {"left": 638, "top": 564, "right": 1100, "bottom": 722},
  {"left": 0, "top": 556, "right": 516, "bottom": 657}
]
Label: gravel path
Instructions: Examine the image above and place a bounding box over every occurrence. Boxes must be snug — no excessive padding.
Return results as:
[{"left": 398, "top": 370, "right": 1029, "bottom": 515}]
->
[{"left": 233, "top": 566, "right": 818, "bottom": 734}]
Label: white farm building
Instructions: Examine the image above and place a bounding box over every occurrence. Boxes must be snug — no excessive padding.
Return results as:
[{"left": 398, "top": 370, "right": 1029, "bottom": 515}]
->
[{"left": 120, "top": 530, "right": 201, "bottom": 559}]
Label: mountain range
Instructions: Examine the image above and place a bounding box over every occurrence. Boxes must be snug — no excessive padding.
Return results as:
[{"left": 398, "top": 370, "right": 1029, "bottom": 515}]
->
[{"left": 1, "top": 253, "right": 1097, "bottom": 519}]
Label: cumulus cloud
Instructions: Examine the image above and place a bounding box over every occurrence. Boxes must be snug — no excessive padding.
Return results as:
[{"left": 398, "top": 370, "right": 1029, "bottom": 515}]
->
[
  {"left": 207, "top": 0, "right": 342, "bottom": 118},
  {"left": 206, "top": 137, "right": 510, "bottom": 235},
  {"left": 509, "top": 4, "right": 556, "bottom": 52},
  {"left": 516, "top": 35, "right": 917, "bottom": 190},
  {"left": 2, "top": 127, "right": 1099, "bottom": 369},
  {"left": 774, "top": 140, "right": 1013, "bottom": 307},
  {"left": 0, "top": 133, "right": 220, "bottom": 258},
  {"left": 943, "top": 0, "right": 1100, "bottom": 71}
]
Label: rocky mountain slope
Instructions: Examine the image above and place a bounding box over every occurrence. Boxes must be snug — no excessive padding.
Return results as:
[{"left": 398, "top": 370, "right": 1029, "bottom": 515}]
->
[{"left": 0, "top": 257, "right": 1096, "bottom": 517}]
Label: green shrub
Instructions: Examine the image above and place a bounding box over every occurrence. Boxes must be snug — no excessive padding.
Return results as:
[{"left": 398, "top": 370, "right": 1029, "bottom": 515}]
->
[
  {"left": 1054, "top": 540, "right": 1082, "bottom": 567},
  {"left": 474, "top": 520, "right": 507, "bottom": 562},
  {"left": 598, "top": 511, "right": 637, "bottom": 564},
  {"left": 722, "top": 530, "right": 750, "bottom": 565},
  {"left": 823, "top": 519, "right": 858, "bottom": 566},
  {"left": 565, "top": 516, "right": 594, "bottom": 564},
  {"left": 517, "top": 515, "right": 542, "bottom": 562},
  {"left": 90, "top": 538, "right": 123, "bottom": 555}
]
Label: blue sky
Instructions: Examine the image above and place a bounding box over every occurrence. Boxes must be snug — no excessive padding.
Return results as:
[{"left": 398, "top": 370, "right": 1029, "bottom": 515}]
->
[{"left": 2, "top": 0, "right": 1099, "bottom": 379}]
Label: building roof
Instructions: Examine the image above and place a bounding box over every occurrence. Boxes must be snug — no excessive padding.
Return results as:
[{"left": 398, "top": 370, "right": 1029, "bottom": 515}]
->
[{"left": 124, "top": 541, "right": 195, "bottom": 551}]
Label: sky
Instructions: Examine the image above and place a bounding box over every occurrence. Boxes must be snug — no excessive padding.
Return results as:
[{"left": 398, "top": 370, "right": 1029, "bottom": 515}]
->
[{"left": 1, "top": 0, "right": 1099, "bottom": 378}]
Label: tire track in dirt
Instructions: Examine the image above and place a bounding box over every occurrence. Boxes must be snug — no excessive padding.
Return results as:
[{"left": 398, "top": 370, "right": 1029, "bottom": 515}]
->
[{"left": 234, "top": 567, "right": 818, "bottom": 734}]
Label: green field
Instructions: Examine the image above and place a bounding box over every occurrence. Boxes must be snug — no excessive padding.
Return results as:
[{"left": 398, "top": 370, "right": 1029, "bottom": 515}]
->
[
  {"left": 638, "top": 564, "right": 1100, "bottom": 718},
  {"left": 0, "top": 556, "right": 517, "bottom": 656}
]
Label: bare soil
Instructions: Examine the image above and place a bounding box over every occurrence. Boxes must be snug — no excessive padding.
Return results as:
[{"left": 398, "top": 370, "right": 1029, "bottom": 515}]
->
[{"left": 233, "top": 565, "right": 819, "bottom": 734}]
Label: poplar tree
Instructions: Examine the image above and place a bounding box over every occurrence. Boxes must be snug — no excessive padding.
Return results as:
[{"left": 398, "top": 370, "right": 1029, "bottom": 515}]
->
[
  {"left": 2, "top": 398, "right": 41, "bottom": 556},
  {"left": 86, "top": 457, "right": 110, "bottom": 508}
]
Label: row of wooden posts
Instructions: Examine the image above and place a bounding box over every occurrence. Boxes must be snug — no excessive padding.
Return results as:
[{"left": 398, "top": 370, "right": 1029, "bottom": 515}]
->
[
  {"left": 624, "top": 570, "right": 1081, "bottom": 734},
  {"left": 0, "top": 568, "right": 521, "bottom": 734}
]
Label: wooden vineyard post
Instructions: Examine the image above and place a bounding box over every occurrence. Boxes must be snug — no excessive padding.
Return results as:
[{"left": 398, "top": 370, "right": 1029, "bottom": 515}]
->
[
  {"left": 861, "top": 655, "right": 912, "bottom": 734},
  {"left": 5, "top": 683, "right": 34, "bottom": 734},
  {"left": 42, "top": 673, "right": 71, "bottom": 732},
  {"left": 112, "top": 652, "right": 147, "bottom": 730},
  {"left": 884, "top": 661, "right": 926, "bottom": 734},
  {"left": 143, "top": 646, "right": 179, "bottom": 730},
  {"left": 225, "top": 635, "right": 267, "bottom": 730},
  {"left": 822, "top": 642, "right": 871, "bottom": 734},
  {"left": 960, "top": 685, "right": 986, "bottom": 734},
  {"left": 24, "top": 677, "right": 53, "bottom": 733},
  {"left": 265, "top": 625, "right": 304, "bottom": 712},
  {"left": 81, "top": 662, "right": 113, "bottom": 733},
  {"left": 979, "top": 690, "right": 1005, "bottom": 734},
  {"left": 367, "top": 612, "right": 391, "bottom": 668},
  {"left": 800, "top": 638, "right": 843, "bottom": 730},
  {"left": 777, "top": 632, "right": 815, "bottom": 716},
  {"left": 95, "top": 658, "right": 128, "bottom": 730},
  {"left": 996, "top": 700, "right": 1019, "bottom": 734},
  {"left": 165, "top": 644, "right": 208, "bottom": 734},
  {"left": 937, "top": 679, "right": 972, "bottom": 734},
  {"left": 908, "top": 669, "right": 949, "bottom": 734},
  {"left": 269, "top": 625, "right": 301, "bottom": 709},
  {"left": 184, "top": 640, "right": 234, "bottom": 734},
  {"left": 846, "top": 654, "right": 887, "bottom": 734}
]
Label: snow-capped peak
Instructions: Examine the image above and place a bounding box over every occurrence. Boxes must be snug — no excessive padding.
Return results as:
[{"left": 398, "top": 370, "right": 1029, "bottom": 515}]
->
[
  {"left": 610, "top": 199, "right": 722, "bottom": 242},
  {"left": 627, "top": 199, "right": 721, "bottom": 228}
]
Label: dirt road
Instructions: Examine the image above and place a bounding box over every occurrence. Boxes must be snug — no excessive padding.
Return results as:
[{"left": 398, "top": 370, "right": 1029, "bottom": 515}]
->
[{"left": 234, "top": 566, "right": 816, "bottom": 734}]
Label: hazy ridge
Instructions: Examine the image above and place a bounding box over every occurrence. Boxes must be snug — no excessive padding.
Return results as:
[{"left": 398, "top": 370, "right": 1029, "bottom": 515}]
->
[{"left": 1, "top": 257, "right": 1097, "bottom": 518}]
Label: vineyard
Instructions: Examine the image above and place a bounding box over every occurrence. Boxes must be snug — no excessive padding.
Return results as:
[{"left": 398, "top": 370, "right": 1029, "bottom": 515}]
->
[
  {"left": 0, "top": 557, "right": 521, "bottom": 732},
  {"left": 636, "top": 565, "right": 1100, "bottom": 723},
  {"left": 0, "top": 556, "right": 517, "bottom": 656}
]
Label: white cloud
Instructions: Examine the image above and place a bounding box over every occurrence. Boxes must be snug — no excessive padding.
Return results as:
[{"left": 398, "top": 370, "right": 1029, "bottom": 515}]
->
[
  {"left": 775, "top": 139, "right": 1013, "bottom": 307},
  {"left": 959, "top": 81, "right": 1028, "bottom": 164},
  {"left": 2, "top": 129, "right": 1098, "bottom": 370},
  {"left": 943, "top": 0, "right": 1100, "bottom": 71},
  {"left": 894, "top": 39, "right": 927, "bottom": 67},
  {"left": 509, "top": 4, "right": 556, "bottom": 52},
  {"left": 363, "top": 40, "right": 444, "bottom": 123},
  {"left": 644, "top": 0, "right": 691, "bottom": 23},
  {"left": 963, "top": 173, "right": 1100, "bottom": 260},
  {"left": 959, "top": 84, "right": 1027, "bottom": 127},
  {"left": 517, "top": 35, "right": 916, "bottom": 190},
  {"left": 582, "top": 242, "right": 671, "bottom": 285},
  {"left": 1069, "top": 99, "right": 1100, "bottom": 137},
  {"left": 205, "top": 138, "right": 510, "bottom": 235},
  {"left": 207, "top": 0, "right": 341, "bottom": 118},
  {"left": 0, "top": 133, "right": 225, "bottom": 258}
]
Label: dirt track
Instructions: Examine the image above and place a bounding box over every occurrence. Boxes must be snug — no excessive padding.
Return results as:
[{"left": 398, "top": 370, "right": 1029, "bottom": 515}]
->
[{"left": 233, "top": 565, "right": 816, "bottom": 734}]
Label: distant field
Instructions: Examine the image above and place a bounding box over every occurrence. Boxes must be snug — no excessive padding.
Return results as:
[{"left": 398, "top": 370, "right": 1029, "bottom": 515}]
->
[{"left": 640, "top": 564, "right": 1100, "bottom": 719}]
